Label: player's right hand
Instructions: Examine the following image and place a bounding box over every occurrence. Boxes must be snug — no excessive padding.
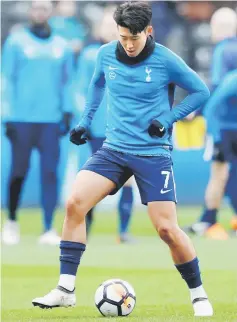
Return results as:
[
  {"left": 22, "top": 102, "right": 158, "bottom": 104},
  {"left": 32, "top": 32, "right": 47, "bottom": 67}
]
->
[{"left": 70, "top": 126, "right": 88, "bottom": 145}]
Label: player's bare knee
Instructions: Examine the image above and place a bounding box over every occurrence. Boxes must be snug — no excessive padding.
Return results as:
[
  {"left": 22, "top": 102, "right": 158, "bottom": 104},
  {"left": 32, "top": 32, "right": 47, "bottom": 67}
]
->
[
  {"left": 205, "top": 186, "right": 217, "bottom": 204},
  {"left": 66, "top": 196, "right": 86, "bottom": 220},
  {"left": 205, "top": 174, "right": 228, "bottom": 207},
  {"left": 158, "top": 225, "right": 177, "bottom": 245},
  {"left": 214, "top": 173, "right": 228, "bottom": 187},
  {"left": 205, "top": 191, "right": 220, "bottom": 208},
  {"left": 211, "top": 163, "right": 229, "bottom": 184}
]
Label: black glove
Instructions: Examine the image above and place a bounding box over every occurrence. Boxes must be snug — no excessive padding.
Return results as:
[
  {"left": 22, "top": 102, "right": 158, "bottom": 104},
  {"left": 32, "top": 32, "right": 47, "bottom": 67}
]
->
[
  {"left": 60, "top": 112, "right": 73, "bottom": 136},
  {"left": 148, "top": 120, "right": 166, "bottom": 138},
  {"left": 70, "top": 126, "right": 89, "bottom": 145},
  {"left": 5, "top": 122, "right": 17, "bottom": 140}
]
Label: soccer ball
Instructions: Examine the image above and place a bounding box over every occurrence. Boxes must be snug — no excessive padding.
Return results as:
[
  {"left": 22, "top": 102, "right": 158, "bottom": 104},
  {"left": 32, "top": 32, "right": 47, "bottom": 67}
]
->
[{"left": 94, "top": 279, "right": 136, "bottom": 317}]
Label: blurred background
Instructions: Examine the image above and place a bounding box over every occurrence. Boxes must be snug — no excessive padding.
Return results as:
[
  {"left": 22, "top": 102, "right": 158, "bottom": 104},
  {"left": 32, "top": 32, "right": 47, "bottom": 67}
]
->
[{"left": 1, "top": 1, "right": 237, "bottom": 321}]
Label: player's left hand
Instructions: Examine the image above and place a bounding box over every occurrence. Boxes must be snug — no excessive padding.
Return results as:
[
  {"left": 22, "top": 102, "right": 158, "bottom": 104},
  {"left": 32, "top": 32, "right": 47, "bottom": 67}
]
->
[
  {"left": 60, "top": 112, "right": 73, "bottom": 136},
  {"left": 148, "top": 120, "right": 166, "bottom": 138}
]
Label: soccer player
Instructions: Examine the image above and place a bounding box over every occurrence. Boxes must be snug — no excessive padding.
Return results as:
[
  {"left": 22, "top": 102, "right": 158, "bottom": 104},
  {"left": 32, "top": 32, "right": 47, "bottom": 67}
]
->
[
  {"left": 185, "top": 8, "right": 237, "bottom": 239},
  {"left": 1, "top": 0, "right": 74, "bottom": 245},
  {"left": 186, "top": 70, "right": 237, "bottom": 238},
  {"left": 49, "top": 0, "right": 87, "bottom": 56},
  {"left": 75, "top": 6, "right": 134, "bottom": 242},
  {"left": 32, "top": 2, "right": 213, "bottom": 316}
]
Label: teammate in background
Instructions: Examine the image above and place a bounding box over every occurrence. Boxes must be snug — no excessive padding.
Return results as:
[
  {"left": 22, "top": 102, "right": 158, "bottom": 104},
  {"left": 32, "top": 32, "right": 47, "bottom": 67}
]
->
[
  {"left": 75, "top": 6, "right": 134, "bottom": 243},
  {"left": 1, "top": 0, "right": 74, "bottom": 245},
  {"left": 32, "top": 2, "right": 213, "bottom": 316},
  {"left": 185, "top": 8, "right": 237, "bottom": 239},
  {"left": 49, "top": 0, "right": 87, "bottom": 57}
]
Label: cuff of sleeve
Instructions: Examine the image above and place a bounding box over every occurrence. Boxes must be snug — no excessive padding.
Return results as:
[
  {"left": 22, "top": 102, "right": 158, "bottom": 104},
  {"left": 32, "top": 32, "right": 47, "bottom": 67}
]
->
[
  {"left": 155, "top": 110, "right": 176, "bottom": 129},
  {"left": 78, "top": 118, "right": 89, "bottom": 130}
]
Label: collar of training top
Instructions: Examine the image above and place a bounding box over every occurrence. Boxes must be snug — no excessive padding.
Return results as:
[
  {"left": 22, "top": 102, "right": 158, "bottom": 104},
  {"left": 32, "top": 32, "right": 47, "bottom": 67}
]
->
[
  {"left": 29, "top": 24, "right": 52, "bottom": 39},
  {"left": 116, "top": 35, "right": 155, "bottom": 65}
]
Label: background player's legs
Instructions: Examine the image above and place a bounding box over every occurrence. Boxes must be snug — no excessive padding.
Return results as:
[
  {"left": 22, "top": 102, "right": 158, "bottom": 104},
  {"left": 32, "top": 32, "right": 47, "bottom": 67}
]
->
[
  {"left": 83, "top": 139, "right": 135, "bottom": 240},
  {"left": 186, "top": 161, "right": 229, "bottom": 239},
  {"left": 187, "top": 132, "right": 237, "bottom": 238},
  {"left": 202, "top": 161, "right": 229, "bottom": 223},
  {"left": 84, "top": 138, "right": 105, "bottom": 235},
  {"left": 3, "top": 123, "right": 33, "bottom": 245},
  {"left": 86, "top": 209, "right": 94, "bottom": 235},
  {"left": 226, "top": 162, "right": 237, "bottom": 233},
  {"left": 118, "top": 177, "right": 134, "bottom": 243},
  {"left": 37, "top": 124, "right": 61, "bottom": 244},
  {"left": 148, "top": 201, "right": 213, "bottom": 316},
  {"left": 226, "top": 135, "right": 237, "bottom": 233},
  {"left": 77, "top": 143, "right": 93, "bottom": 235}
]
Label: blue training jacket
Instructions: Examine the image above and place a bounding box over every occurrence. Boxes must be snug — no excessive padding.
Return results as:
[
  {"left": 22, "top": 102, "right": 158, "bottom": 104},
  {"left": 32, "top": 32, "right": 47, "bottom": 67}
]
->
[
  {"left": 75, "top": 43, "right": 107, "bottom": 137},
  {"left": 211, "top": 37, "right": 237, "bottom": 89},
  {"left": 204, "top": 69, "right": 237, "bottom": 138},
  {"left": 78, "top": 41, "right": 210, "bottom": 156},
  {"left": 206, "top": 37, "right": 237, "bottom": 140},
  {"left": 49, "top": 16, "right": 87, "bottom": 44},
  {"left": 1, "top": 27, "right": 74, "bottom": 123}
]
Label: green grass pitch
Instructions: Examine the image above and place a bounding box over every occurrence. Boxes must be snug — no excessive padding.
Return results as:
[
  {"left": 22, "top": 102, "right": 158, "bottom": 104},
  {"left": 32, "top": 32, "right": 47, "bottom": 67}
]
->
[{"left": 1, "top": 206, "right": 237, "bottom": 321}]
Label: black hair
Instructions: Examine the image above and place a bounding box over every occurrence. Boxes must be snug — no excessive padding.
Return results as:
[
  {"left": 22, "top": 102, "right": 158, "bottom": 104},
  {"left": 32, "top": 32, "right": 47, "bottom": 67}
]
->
[{"left": 113, "top": 1, "right": 152, "bottom": 35}]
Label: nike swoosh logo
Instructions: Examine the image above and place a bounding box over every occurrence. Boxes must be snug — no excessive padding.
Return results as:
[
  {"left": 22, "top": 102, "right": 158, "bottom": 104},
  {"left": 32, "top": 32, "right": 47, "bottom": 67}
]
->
[
  {"left": 160, "top": 189, "right": 172, "bottom": 194},
  {"left": 160, "top": 127, "right": 165, "bottom": 132},
  {"left": 109, "top": 66, "right": 118, "bottom": 70}
]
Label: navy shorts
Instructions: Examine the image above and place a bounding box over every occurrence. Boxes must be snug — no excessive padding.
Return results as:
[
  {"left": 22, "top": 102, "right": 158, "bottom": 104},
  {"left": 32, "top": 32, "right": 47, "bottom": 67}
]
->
[
  {"left": 82, "top": 147, "right": 177, "bottom": 205},
  {"left": 213, "top": 130, "right": 237, "bottom": 163}
]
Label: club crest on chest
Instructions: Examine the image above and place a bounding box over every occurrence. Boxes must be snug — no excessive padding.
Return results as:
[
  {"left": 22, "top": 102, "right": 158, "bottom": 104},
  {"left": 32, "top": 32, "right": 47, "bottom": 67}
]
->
[{"left": 145, "top": 66, "right": 152, "bottom": 82}]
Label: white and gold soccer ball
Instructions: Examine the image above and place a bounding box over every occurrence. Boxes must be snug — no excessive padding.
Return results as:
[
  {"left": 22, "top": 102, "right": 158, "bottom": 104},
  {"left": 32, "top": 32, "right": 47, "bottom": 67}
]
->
[{"left": 94, "top": 279, "right": 136, "bottom": 317}]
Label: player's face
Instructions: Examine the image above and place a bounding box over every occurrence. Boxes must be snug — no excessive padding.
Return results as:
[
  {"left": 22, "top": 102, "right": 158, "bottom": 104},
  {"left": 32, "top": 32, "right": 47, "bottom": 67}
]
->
[
  {"left": 57, "top": 1, "right": 76, "bottom": 17},
  {"left": 118, "top": 25, "right": 153, "bottom": 57},
  {"left": 30, "top": 1, "right": 52, "bottom": 25}
]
